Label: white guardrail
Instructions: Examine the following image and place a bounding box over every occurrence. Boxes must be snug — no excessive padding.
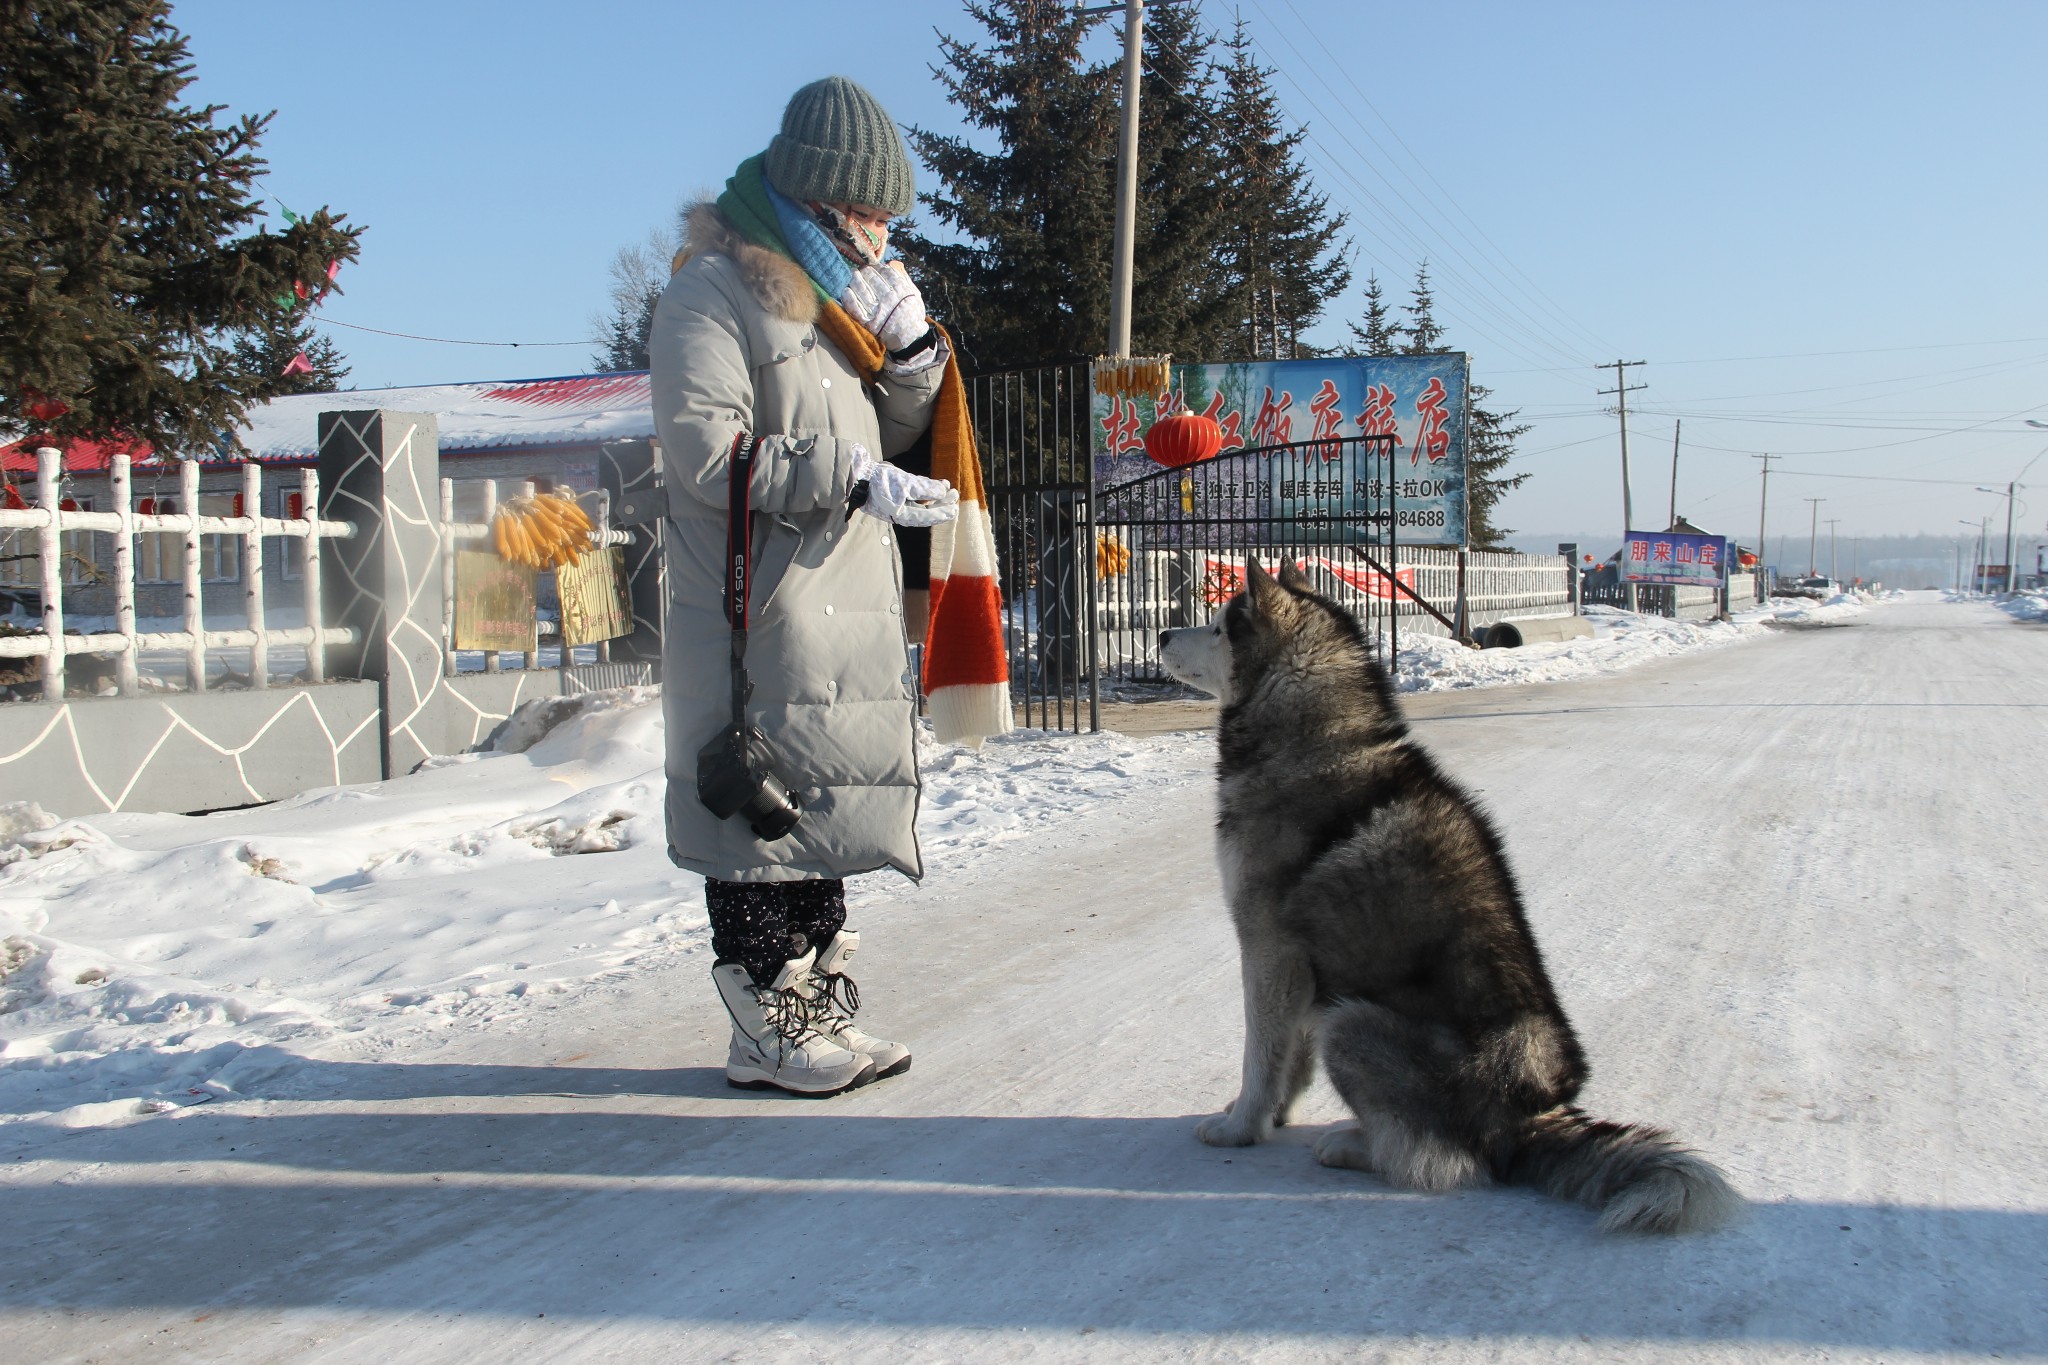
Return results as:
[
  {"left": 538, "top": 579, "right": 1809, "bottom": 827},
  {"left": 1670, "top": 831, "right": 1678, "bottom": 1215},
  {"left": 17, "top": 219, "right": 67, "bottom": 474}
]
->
[{"left": 0, "top": 446, "right": 357, "bottom": 701}]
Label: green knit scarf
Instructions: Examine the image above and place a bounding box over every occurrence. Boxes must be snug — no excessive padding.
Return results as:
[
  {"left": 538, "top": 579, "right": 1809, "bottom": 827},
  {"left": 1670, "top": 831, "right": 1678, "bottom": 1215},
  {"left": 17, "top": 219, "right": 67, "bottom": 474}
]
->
[{"left": 715, "top": 153, "right": 834, "bottom": 305}]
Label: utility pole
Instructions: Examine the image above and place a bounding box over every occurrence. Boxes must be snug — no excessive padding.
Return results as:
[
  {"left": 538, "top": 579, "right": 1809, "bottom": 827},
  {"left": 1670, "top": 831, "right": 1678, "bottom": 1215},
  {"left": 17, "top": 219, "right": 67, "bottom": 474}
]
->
[
  {"left": 1667, "top": 420, "right": 1682, "bottom": 528},
  {"left": 1803, "top": 497, "right": 1824, "bottom": 577},
  {"left": 1751, "top": 453, "right": 1776, "bottom": 592},
  {"left": 1105, "top": 0, "right": 1144, "bottom": 359},
  {"left": 1597, "top": 359, "right": 1647, "bottom": 610},
  {"left": 1824, "top": 518, "right": 1841, "bottom": 583},
  {"left": 2003, "top": 480, "right": 2016, "bottom": 595}
]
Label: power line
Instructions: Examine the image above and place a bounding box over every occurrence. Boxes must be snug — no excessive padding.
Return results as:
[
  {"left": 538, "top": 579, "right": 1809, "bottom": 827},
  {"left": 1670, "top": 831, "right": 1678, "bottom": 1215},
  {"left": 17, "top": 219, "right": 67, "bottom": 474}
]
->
[
  {"left": 1234, "top": 17, "right": 1599, "bottom": 370},
  {"left": 1264, "top": 0, "right": 1619, "bottom": 361},
  {"left": 314, "top": 317, "right": 588, "bottom": 348},
  {"left": 1491, "top": 335, "right": 2048, "bottom": 375}
]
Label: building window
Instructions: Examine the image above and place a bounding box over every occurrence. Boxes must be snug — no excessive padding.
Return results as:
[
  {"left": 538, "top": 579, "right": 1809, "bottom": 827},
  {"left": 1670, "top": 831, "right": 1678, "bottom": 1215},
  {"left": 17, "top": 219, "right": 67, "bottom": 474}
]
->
[
  {"left": 137, "top": 497, "right": 179, "bottom": 584},
  {"left": 278, "top": 489, "right": 305, "bottom": 582},
  {"left": 3, "top": 497, "right": 99, "bottom": 588},
  {"left": 199, "top": 492, "right": 241, "bottom": 583}
]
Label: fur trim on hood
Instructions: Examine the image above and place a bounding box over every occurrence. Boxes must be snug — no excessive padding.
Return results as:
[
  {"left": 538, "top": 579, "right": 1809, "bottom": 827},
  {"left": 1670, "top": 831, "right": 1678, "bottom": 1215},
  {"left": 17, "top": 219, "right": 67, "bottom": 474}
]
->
[{"left": 672, "top": 203, "right": 818, "bottom": 325}]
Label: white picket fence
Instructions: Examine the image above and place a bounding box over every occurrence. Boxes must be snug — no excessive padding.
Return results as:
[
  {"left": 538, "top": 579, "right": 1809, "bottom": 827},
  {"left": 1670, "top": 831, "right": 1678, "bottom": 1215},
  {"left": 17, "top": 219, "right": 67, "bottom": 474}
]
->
[{"left": 0, "top": 447, "right": 357, "bottom": 702}]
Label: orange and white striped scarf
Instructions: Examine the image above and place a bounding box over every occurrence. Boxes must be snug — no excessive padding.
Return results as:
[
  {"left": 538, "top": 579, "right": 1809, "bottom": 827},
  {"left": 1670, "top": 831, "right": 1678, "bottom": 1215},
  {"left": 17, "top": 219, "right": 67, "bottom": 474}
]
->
[{"left": 815, "top": 303, "right": 1012, "bottom": 747}]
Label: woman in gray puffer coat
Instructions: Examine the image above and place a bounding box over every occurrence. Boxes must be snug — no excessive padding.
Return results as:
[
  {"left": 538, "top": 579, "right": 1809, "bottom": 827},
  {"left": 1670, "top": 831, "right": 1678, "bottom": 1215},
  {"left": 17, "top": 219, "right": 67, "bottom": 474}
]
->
[{"left": 649, "top": 77, "right": 956, "bottom": 1097}]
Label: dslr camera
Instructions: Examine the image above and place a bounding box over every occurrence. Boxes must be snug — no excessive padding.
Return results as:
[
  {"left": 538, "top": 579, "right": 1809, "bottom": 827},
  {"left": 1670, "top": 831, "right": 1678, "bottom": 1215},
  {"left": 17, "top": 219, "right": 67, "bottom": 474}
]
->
[{"left": 696, "top": 722, "right": 804, "bottom": 841}]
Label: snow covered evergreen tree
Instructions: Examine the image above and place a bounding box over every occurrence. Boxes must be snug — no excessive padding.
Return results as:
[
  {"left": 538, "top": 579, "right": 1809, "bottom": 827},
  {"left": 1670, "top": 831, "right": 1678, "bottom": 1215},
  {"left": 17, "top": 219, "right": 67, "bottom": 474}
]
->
[{"left": 0, "top": 0, "right": 363, "bottom": 451}]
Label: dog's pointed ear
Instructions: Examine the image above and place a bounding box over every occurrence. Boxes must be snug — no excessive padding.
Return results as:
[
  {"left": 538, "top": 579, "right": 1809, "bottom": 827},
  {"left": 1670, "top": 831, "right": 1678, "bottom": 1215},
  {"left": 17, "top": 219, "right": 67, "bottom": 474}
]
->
[
  {"left": 1277, "top": 558, "right": 1311, "bottom": 592},
  {"left": 1245, "top": 555, "right": 1287, "bottom": 615}
]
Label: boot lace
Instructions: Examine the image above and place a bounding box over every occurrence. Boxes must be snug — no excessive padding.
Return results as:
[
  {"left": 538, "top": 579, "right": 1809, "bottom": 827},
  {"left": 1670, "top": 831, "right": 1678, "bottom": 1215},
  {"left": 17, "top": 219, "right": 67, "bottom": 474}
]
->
[
  {"left": 816, "top": 968, "right": 862, "bottom": 1024},
  {"left": 755, "top": 983, "right": 827, "bottom": 1050}
]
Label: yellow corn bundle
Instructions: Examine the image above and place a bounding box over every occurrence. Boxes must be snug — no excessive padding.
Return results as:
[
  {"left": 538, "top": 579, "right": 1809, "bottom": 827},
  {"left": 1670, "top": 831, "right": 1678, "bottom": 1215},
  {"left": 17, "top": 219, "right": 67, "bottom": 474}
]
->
[
  {"left": 1096, "top": 533, "right": 1131, "bottom": 579},
  {"left": 1092, "top": 354, "right": 1172, "bottom": 401},
  {"left": 490, "top": 491, "right": 596, "bottom": 570}
]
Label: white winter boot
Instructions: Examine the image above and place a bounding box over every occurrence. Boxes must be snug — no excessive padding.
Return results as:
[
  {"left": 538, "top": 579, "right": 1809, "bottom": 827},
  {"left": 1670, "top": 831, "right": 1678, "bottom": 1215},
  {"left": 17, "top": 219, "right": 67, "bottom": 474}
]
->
[
  {"left": 806, "top": 930, "right": 912, "bottom": 1079},
  {"left": 714, "top": 949, "right": 876, "bottom": 1097}
]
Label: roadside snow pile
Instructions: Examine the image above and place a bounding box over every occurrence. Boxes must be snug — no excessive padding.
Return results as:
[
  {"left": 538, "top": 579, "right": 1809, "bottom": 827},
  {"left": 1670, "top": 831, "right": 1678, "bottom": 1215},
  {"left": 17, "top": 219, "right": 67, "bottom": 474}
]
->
[
  {"left": 1766, "top": 591, "right": 1871, "bottom": 628},
  {"left": 1395, "top": 606, "right": 1765, "bottom": 692},
  {"left": 0, "top": 690, "right": 1209, "bottom": 1132},
  {"left": 1997, "top": 591, "right": 2048, "bottom": 624}
]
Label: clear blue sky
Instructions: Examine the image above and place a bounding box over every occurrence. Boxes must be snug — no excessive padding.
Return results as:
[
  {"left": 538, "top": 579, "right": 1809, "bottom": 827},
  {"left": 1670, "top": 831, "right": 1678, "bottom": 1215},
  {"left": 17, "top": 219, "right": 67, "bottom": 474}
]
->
[{"left": 177, "top": 1, "right": 2048, "bottom": 551}]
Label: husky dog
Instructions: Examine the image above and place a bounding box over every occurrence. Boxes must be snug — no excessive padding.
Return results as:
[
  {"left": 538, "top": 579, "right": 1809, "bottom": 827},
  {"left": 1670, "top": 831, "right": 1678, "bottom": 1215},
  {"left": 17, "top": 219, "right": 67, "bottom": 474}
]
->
[{"left": 1159, "top": 558, "right": 1740, "bottom": 1234}]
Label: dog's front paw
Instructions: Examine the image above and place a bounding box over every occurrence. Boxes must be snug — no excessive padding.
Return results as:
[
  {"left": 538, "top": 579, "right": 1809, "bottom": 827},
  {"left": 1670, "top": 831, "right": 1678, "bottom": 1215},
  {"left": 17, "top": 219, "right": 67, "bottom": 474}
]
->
[
  {"left": 1312, "top": 1125, "right": 1374, "bottom": 1171},
  {"left": 1196, "top": 1110, "right": 1269, "bottom": 1147}
]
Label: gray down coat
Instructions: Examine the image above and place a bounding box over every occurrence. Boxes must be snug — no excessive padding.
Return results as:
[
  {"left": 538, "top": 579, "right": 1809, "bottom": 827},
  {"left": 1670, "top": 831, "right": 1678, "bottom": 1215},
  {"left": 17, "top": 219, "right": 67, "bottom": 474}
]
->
[{"left": 651, "top": 205, "right": 943, "bottom": 883}]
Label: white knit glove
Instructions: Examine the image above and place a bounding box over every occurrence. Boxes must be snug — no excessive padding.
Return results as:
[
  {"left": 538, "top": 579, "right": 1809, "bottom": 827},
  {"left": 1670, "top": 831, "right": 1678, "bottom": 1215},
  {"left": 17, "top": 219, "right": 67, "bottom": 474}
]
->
[
  {"left": 838, "top": 262, "right": 932, "bottom": 355},
  {"left": 849, "top": 449, "right": 958, "bottom": 528}
]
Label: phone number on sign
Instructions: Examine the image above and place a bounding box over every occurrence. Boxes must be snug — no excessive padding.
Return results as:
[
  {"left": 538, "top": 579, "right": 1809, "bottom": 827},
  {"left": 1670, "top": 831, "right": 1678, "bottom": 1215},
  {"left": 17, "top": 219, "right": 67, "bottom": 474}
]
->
[{"left": 1396, "top": 507, "right": 1448, "bottom": 529}]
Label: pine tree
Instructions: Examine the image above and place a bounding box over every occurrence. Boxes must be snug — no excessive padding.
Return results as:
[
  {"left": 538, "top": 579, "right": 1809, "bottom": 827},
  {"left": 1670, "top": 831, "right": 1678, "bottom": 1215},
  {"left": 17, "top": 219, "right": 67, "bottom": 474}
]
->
[
  {"left": 1388, "top": 264, "right": 1526, "bottom": 547},
  {"left": 1213, "top": 19, "right": 1351, "bottom": 360},
  {"left": 0, "top": 1, "right": 364, "bottom": 453},
  {"left": 229, "top": 319, "right": 350, "bottom": 396},
  {"left": 1347, "top": 271, "right": 1399, "bottom": 356},
  {"left": 898, "top": 0, "right": 1119, "bottom": 371},
  {"left": 1400, "top": 262, "right": 1445, "bottom": 354},
  {"left": 591, "top": 227, "right": 680, "bottom": 373},
  {"left": 1465, "top": 382, "right": 1530, "bottom": 550}
]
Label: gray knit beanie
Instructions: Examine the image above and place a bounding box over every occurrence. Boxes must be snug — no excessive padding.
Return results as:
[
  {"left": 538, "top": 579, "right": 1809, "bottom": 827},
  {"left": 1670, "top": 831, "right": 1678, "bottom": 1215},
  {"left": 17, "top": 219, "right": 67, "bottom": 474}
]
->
[{"left": 764, "top": 76, "right": 915, "bottom": 216}]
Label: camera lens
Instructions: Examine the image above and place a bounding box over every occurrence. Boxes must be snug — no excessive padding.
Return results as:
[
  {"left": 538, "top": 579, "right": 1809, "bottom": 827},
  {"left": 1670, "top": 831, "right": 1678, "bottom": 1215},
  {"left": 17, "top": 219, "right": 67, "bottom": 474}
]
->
[{"left": 741, "top": 780, "right": 804, "bottom": 841}]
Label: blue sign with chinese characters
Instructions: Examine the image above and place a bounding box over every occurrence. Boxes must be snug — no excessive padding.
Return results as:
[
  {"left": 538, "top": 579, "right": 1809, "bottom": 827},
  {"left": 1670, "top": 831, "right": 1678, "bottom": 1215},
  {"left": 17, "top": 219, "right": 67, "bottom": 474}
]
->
[
  {"left": 1620, "top": 529, "right": 1728, "bottom": 586},
  {"left": 1092, "top": 356, "right": 1469, "bottom": 547}
]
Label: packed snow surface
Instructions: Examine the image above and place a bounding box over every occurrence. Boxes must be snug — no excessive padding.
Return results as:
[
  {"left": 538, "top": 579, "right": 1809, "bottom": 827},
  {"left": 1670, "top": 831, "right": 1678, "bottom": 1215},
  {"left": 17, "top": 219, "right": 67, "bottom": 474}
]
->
[
  {"left": 0, "top": 598, "right": 1847, "bottom": 1125},
  {"left": 5, "top": 590, "right": 2043, "bottom": 1362}
]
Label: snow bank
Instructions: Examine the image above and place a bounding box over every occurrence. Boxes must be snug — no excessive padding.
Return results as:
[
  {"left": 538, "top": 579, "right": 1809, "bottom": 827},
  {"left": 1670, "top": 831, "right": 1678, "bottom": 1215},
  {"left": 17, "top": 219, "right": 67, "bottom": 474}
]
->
[
  {"left": 1393, "top": 605, "right": 1766, "bottom": 692},
  {"left": 1997, "top": 591, "right": 2048, "bottom": 624},
  {"left": 0, "top": 690, "right": 1211, "bottom": 1131}
]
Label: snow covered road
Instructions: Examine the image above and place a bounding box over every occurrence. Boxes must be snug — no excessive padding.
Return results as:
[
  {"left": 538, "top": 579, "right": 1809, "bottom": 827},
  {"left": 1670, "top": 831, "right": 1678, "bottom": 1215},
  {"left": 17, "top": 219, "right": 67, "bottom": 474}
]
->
[{"left": 5, "top": 594, "right": 2045, "bottom": 1361}]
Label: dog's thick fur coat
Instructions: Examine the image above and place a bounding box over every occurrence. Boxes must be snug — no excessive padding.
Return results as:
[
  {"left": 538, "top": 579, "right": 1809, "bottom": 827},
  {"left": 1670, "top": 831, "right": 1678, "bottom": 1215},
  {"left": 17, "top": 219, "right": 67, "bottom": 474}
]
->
[{"left": 1159, "top": 559, "right": 1741, "bottom": 1234}]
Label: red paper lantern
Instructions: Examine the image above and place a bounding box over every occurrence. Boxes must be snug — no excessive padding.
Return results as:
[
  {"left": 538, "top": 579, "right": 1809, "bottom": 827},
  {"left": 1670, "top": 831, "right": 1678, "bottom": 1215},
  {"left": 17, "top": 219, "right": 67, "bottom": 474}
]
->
[
  {"left": 1143, "top": 411, "right": 1222, "bottom": 467},
  {"left": 22, "top": 388, "right": 70, "bottom": 422}
]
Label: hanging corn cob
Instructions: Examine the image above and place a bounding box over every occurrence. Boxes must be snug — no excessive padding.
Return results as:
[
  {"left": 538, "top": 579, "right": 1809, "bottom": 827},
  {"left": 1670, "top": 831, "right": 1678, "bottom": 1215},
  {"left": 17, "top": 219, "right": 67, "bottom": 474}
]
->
[
  {"left": 1092, "top": 354, "right": 1172, "bottom": 401},
  {"left": 490, "top": 491, "right": 597, "bottom": 569}
]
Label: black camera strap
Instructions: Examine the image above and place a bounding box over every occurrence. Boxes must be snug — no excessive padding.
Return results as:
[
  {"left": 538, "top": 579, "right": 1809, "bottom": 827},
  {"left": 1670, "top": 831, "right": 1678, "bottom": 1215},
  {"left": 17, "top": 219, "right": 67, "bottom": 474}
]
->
[{"left": 724, "top": 433, "right": 756, "bottom": 727}]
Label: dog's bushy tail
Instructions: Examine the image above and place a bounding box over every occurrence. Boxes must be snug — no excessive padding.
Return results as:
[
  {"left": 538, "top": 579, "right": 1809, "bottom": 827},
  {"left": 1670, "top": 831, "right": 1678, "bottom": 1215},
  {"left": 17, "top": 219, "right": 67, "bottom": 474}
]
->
[{"left": 1504, "top": 1105, "right": 1743, "bottom": 1234}]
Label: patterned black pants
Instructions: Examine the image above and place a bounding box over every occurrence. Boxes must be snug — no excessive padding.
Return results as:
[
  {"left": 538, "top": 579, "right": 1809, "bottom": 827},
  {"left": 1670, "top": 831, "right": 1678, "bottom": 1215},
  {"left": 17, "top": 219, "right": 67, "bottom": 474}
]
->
[{"left": 704, "top": 878, "right": 848, "bottom": 986}]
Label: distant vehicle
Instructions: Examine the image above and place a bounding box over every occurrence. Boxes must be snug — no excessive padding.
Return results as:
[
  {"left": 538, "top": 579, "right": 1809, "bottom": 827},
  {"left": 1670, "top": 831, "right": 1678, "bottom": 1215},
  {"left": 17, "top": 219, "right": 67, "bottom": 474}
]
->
[{"left": 1773, "top": 575, "right": 1836, "bottom": 601}]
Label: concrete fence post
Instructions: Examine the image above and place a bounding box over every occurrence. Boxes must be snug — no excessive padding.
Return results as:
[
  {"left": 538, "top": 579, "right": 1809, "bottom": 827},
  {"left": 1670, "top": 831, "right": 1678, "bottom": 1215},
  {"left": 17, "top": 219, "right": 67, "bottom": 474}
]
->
[{"left": 318, "top": 410, "right": 443, "bottom": 779}]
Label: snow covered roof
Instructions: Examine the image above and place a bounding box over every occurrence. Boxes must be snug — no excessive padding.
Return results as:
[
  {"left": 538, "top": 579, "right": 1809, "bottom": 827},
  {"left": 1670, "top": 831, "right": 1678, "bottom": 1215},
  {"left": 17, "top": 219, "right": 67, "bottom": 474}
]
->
[{"left": 3, "top": 371, "right": 655, "bottom": 475}]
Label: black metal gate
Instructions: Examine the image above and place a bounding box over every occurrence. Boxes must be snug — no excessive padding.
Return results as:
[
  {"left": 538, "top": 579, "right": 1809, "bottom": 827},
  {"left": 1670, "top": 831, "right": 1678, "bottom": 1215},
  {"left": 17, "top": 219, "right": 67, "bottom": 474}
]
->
[
  {"left": 967, "top": 362, "right": 1423, "bottom": 732},
  {"left": 1091, "top": 435, "right": 1407, "bottom": 685},
  {"left": 967, "top": 363, "right": 1099, "bottom": 732}
]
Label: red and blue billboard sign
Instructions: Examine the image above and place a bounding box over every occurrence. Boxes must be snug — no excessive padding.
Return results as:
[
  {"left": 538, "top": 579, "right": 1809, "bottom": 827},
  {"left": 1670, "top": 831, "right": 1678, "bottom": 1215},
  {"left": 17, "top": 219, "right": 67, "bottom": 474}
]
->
[
  {"left": 1620, "top": 530, "right": 1728, "bottom": 586},
  {"left": 1092, "top": 356, "right": 1470, "bottom": 547}
]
